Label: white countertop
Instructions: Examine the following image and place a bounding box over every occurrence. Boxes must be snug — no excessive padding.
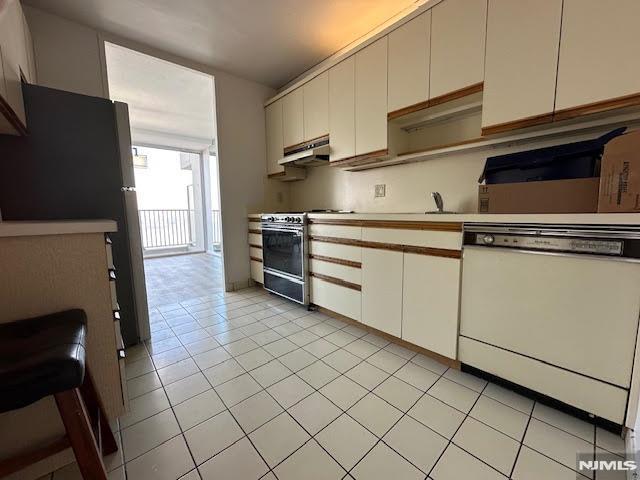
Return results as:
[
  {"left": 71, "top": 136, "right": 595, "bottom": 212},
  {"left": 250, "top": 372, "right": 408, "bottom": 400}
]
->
[
  {"left": 254, "top": 212, "right": 640, "bottom": 225},
  {"left": 0, "top": 220, "right": 118, "bottom": 238}
]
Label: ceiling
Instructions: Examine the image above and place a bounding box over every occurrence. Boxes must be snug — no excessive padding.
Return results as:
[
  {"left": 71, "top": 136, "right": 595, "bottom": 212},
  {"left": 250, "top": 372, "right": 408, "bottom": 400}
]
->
[
  {"left": 23, "top": 0, "right": 419, "bottom": 88},
  {"left": 104, "top": 42, "right": 215, "bottom": 148}
]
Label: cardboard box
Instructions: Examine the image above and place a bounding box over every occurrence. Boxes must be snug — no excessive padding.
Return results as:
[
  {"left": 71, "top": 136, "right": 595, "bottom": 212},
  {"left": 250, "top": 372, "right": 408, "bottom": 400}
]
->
[
  {"left": 598, "top": 129, "right": 640, "bottom": 212},
  {"left": 478, "top": 178, "right": 600, "bottom": 214}
]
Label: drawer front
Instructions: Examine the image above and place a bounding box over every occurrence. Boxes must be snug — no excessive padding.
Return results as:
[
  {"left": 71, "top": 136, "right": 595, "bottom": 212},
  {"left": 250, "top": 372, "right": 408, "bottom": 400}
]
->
[
  {"left": 309, "top": 240, "right": 361, "bottom": 262},
  {"left": 250, "top": 247, "right": 263, "bottom": 259},
  {"left": 459, "top": 336, "right": 627, "bottom": 424},
  {"left": 250, "top": 260, "right": 264, "bottom": 283},
  {"left": 109, "top": 280, "right": 119, "bottom": 311},
  {"left": 362, "top": 228, "right": 462, "bottom": 250},
  {"left": 309, "top": 224, "right": 362, "bottom": 240},
  {"left": 311, "top": 277, "right": 361, "bottom": 321},
  {"left": 105, "top": 243, "right": 114, "bottom": 269},
  {"left": 248, "top": 221, "right": 261, "bottom": 231},
  {"left": 309, "top": 258, "right": 361, "bottom": 285},
  {"left": 248, "top": 233, "right": 262, "bottom": 246}
]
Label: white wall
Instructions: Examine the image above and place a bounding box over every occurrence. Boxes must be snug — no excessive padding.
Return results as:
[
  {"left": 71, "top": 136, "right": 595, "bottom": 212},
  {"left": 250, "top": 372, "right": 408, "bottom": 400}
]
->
[
  {"left": 288, "top": 129, "right": 619, "bottom": 214},
  {"left": 25, "top": 6, "right": 290, "bottom": 289}
]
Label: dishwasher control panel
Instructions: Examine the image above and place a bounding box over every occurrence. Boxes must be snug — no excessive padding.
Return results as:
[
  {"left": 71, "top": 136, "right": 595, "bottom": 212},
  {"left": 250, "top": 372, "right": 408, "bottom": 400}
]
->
[{"left": 468, "top": 232, "right": 628, "bottom": 256}]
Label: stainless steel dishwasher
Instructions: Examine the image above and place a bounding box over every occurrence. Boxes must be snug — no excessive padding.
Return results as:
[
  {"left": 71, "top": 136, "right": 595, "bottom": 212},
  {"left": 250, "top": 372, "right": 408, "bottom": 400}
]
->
[{"left": 459, "top": 223, "right": 640, "bottom": 428}]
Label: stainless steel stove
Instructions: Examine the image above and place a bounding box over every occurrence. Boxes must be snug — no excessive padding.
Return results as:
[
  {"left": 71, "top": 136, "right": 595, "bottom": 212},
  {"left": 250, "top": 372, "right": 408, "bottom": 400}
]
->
[{"left": 260, "top": 213, "right": 309, "bottom": 305}]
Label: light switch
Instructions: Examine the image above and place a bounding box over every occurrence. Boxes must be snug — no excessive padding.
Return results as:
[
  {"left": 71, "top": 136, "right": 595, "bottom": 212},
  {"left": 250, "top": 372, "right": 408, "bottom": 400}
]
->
[{"left": 374, "top": 184, "right": 386, "bottom": 198}]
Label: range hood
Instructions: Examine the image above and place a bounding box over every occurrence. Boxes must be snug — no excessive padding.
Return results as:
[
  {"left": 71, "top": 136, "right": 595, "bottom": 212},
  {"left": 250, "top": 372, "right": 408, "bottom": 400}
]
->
[{"left": 279, "top": 135, "right": 330, "bottom": 166}]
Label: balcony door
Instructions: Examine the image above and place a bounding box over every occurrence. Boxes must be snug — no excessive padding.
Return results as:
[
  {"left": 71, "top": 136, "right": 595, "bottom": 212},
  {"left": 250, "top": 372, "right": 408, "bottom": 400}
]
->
[{"left": 133, "top": 145, "right": 206, "bottom": 257}]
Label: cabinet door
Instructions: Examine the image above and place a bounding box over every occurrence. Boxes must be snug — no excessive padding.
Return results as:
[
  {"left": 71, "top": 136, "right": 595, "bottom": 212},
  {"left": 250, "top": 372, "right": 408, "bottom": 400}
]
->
[
  {"left": 303, "top": 71, "right": 328, "bottom": 141},
  {"left": 388, "top": 12, "right": 430, "bottom": 114},
  {"left": 265, "top": 99, "right": 284, "bottom": 175},
  {"left": 430, "top": 0, "right": 487, "bottom": 100},
  {"left": 282, "top": 88, "right": 304, "bottom": 149},
  {"left": 329, "top": 56, "right": 356, "bottom": 161},
  {"left": 482, "top": 0, "right": 562, "bottom": 132},
  {"left": 555, "top": 0, "right": 640, "bottom": 116},
  {"left": 361, "top": 248, "right": 403, "bottom": 337},
  {"left": 355, "top": 37, "right": 388, "bottom": 156},
  {"left": 402, "top": 254, "right": 460, "bottom": 359}
]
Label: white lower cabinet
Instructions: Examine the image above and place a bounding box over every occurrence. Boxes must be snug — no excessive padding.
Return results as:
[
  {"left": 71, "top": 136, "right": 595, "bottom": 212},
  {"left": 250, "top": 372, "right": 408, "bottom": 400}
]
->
[
  {"left": 250, "top": 260, "right": 263, "bottom": 284},
  {"left": 310, "top": 277, "right": 361, "bottom": 321},
  {"left": 361, "top": 248, "right": 403, "bottom": 337},
  {"left": 401, "top": 254, "right": 460, "bottom": 359}
]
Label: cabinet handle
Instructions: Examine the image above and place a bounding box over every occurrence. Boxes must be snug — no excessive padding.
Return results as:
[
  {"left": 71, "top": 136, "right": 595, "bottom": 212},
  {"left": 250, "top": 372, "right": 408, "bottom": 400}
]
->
[
  {"left": 108, "top": 269, "right": 117, "bottom": 280},
  {"left": 117, "top": 349, "right": 126, "bottom": 360}
]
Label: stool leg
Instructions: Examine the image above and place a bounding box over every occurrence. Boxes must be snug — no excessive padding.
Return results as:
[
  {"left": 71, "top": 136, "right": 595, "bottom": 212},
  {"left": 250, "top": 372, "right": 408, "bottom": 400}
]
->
[
  {"left": 54, "top": 389, "right": 108, "bottom": 480},
  {"left": 80, "top": 368, "right": 118, "bottom": 455}
]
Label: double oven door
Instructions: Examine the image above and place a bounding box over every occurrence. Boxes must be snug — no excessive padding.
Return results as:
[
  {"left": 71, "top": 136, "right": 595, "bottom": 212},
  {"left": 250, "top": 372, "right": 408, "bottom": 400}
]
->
[{"left": 261, "top": 224, "right": 308, "bottom": 304}]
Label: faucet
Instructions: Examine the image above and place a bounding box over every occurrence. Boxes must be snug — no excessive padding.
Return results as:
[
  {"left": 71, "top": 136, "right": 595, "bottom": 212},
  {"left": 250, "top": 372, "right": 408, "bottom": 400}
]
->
[
  {"left": 431, "top": 192, "right": 444, "bottom": 213},
  {"left": 426, "top": 192, "right": 454, "bottom": 214}
]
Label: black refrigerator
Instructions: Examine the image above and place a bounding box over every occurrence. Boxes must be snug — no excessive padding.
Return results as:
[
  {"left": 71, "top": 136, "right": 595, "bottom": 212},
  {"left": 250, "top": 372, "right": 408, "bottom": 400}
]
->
[{"left": 0, "top": 83, "right": 149, "bottom": 347}]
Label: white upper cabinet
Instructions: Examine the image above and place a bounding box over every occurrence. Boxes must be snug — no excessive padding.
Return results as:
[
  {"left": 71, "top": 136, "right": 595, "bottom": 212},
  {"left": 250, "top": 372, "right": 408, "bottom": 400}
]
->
[
  {"left": 265, "top": 99, "right": 284, "bottom": 175},
  {"left": 387, "top": 11, "right": 431, "bottom": 114},
  {"left": 361, "top": 248, "right": 403, "bottom": 337},
  {"left": 481, "top": 0, "right": 562, "bottom": 132},
  {"left": 282, "top": 88, "right": 304, "bottom": 148},
  {"left": 402, "top": 254, "right": 460, "bottom": 359},
  {"left": 0, "top": 0, "right": 34, "bottom": 135},
  {"left": 430, "top": 0, "right": 487, "bottom": 100},
  {"left": 303, "top": 71, "right": 329, "bottom": 141},
  {"left": 555, "top": 0, "right": 640, "bottom": 116},
  {"left": 355, "top": 37, "right": 388, "bottom": 156},
  {"left": 329, "top": 56, "right": 356, "bottom": 162}
]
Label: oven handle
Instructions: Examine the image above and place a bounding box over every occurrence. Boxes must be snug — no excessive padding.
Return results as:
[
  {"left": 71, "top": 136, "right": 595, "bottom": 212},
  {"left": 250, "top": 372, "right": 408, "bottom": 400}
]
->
[
  {"left": 463, "top": 245, "right": 640, "bottom": 264},
  {"left": 263, "top": 267, "right": 305, "bottom": 283},
  {"left": 261, "top": 226, "right": 304, "bottom": 234}
]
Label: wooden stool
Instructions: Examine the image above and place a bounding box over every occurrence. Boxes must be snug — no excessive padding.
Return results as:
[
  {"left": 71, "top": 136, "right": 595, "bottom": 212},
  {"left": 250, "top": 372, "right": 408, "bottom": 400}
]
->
[{"left": 0, "top": 310, "right": 117, "bottom": 479}]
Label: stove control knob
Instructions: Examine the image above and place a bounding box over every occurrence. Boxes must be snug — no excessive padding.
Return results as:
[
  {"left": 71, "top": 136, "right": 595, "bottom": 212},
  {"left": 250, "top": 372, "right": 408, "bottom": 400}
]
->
[
  {"left": 285, "top": 216, "right": 291, "bottom": 222},
  {"left": 295, "top": 217, "right": 302, "bottom": 223},
  {"left": 268, "top": 216, "right": 275, "bottom": 222},
  {"left": 482, "top": 234, "right": 495, "bottom": 245}
]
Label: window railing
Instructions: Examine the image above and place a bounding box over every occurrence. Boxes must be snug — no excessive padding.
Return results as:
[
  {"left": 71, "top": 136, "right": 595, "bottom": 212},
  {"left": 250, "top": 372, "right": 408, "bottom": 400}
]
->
[
  {"left": 139, "top": 209, "right": 193, "bottom": 249},
  {"left": 211, "top": 209, "right": 222, "bottom": 249}
]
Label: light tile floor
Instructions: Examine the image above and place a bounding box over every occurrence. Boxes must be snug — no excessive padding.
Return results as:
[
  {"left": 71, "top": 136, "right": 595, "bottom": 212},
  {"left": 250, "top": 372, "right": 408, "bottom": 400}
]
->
[{"left": 47, "top": 286, "right": 626, "bottom": 480}]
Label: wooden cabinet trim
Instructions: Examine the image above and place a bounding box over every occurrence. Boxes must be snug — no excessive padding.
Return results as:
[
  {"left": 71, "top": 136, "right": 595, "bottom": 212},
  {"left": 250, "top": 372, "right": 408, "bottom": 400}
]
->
[
  {"left": 481, "top": 112, "right": 554, "bottom": 136},
  {"left": 314, "top": 306, "right": 460, "bottom": 368},
  {"left": 310, "top": 272, "right": 361, "bottom": 291},
  {"left": 329, "top": 149, "right": 388, "bottom": 168},
  {"left": 308, "top": 219, "right": 462, "bottom": 232},
  {"left": 248, "top": 229, "right": 261, "bottom": 234},
  {"left": 250, "top": 256, "right": 263, "bottom": 263},
  {"left": 310, "top": 235, "right": 461, "bottom": 259},
  {"left": 553, "top": 92, "right": 640, "bottom": 121},
  {"left": 284, "top": 134, "right": 329, "bottom": 154},
  {"left": 309, "top": 254, "right": 361, "bottom": 269},
  {"left": 387, "top": 101, "right": 430, "bottom": 120},
  {"left": 429, "top": 82, "right": 484, "bottom": 107}
]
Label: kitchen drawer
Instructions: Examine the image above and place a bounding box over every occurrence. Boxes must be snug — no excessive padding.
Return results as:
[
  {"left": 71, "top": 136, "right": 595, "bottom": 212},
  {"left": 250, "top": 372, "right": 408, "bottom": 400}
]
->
[
  {"left": 250, "top": 259, "right": 264, "bottom": 284},
  {"left": 309, "top": 258, "right": 361, "bottom": 285},
  {"left": 309, "top": 240, "right": 361, "bottom": 262},
  {"left": 248, "top": 233, "right": 262, "bottom": 246},
  {"left": 105, "top": 242, "right": 114, "bottom": 269},
  {"left": 109, "top": 278, "right": 119, "bottom": 311},
  {"left": 309, "top": 224, "right": 362, "bottom": 240},
  {"left": 458, "top": 336, "right": 627, "bottom": 424},
  {"left": 249, "top": 247, "right": 263, "bottom": 259},
  {"left": 248, "top": 221, "right": 261, "bottom": 231},
  {"left": 362, "top": 228, "right": 462, "bottom": 250},
  {"left": 310, "top": 277, "right": 361, "bottom": 321}
]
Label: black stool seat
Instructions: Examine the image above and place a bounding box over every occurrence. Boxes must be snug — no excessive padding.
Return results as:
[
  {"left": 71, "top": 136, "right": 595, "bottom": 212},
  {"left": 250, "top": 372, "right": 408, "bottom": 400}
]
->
[{"left": 0, "top": 309, "right": 87, "bottom": 413}]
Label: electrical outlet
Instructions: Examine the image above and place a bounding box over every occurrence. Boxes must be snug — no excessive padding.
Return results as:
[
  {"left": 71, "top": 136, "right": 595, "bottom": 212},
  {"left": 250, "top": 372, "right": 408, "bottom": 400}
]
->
[{"left": 374, "top": 184, "right": 386, "bottom": 198}]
